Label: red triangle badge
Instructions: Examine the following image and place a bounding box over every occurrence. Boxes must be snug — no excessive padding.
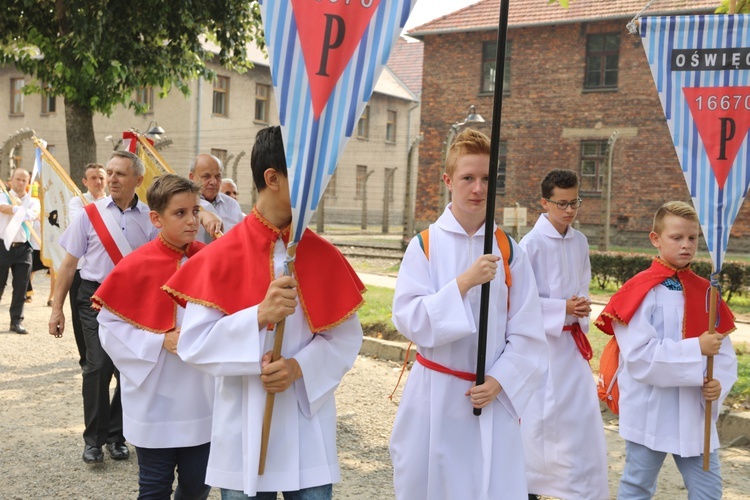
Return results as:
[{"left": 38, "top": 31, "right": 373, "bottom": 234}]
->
[
  {"left": 683, "top": 86, "right": 750, "bottom": 189},
  {"left": 291, "top": 0, "right": 381, "bottom": 120}
]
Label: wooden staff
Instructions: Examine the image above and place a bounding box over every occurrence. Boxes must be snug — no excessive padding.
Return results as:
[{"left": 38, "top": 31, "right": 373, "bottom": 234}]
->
[
  {"left": 703, "top": 279, "right": 719, "bottom": 471},
  {"left": 259, "top": 247, "right": 297, "bottom": 475}
]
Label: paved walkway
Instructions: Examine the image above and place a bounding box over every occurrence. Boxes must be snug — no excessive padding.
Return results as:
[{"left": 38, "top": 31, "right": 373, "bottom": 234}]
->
[{"left": 357, "top": 272, "right": 750, "bottom": 345}]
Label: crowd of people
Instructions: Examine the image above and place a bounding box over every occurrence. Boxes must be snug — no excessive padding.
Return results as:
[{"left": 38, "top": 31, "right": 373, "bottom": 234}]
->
[{"left": 0, "top": 125, "right": 738, "bottom": 499}]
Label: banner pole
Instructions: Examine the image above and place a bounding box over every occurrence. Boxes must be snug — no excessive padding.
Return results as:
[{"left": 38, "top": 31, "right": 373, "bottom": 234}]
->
[
  {"left": 474, "top": 0, "right": 510, "bottom": 417},
  {"left": 703, "top": 278, "right": 719, "bottom": 471},
  {"left": 259, "top": 247, "right": 297, "bottom": 474}
]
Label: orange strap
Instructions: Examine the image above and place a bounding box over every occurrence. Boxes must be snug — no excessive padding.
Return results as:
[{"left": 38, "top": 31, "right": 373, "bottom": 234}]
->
[{"left": 417, "top": 227, "right": 512, "bottom": 288}]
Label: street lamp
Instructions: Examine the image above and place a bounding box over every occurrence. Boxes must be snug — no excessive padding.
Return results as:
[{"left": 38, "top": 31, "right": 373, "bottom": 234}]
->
[
  {"left": 441, "top": 105, "right": 486, "bottom": 207},
  {"left": 145, "top": 121, "right": 166, "bottom": 141}
]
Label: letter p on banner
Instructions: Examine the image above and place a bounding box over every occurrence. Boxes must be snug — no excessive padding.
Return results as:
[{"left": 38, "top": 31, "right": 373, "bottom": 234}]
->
[
  {"left": 641, "top": 15, "right": 750, "bottom": 272},
  {"left": 259, "top": 0, "right": 417, "bottom": 246}
]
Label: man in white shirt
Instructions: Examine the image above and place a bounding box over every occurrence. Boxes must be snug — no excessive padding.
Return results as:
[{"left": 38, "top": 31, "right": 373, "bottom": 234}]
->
[
  {"left": 68, "top": 163, "right": 107, "bottom": 367},
  {"left": 49, "top": 151, "right": 158, "bottom": 465},
  {"left": 0, "top": 168, "right": 40, "bottom": 334},
  {"left": 189, "top": 154, "right": 244, "bottom": 243}
]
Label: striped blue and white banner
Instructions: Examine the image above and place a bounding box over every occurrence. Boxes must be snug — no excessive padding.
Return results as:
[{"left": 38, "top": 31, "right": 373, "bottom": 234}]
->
[
  {"left": 641, "top": 15, "right": 750, "bottom": 272},
  {"left": 260, "top": 0, "right": 416, "bottom": 245}
]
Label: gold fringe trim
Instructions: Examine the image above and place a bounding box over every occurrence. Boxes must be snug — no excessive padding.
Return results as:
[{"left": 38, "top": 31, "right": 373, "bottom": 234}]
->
[
  {"left": 158, "top": 232, "right": 188, "bottom": 256},
  {"left": 297, "top": 279, "right": 366, "bottom": 334},
  {"left": 594, "top": 310, "right": 626, "bottom": 329},
  {"left": 161, "top": 285, "right": 230, "bottom": 315},
  {"left": 93, "top": 295, "right": 178, "bottom": 334}
]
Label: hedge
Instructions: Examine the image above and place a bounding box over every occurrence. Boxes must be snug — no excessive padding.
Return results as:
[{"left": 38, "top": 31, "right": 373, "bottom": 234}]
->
[{"left": 590, "top": 251, "right": 750, "bottom": 304}]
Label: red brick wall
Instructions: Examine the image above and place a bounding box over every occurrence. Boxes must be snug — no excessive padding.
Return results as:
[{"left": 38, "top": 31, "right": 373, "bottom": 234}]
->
[{"left": 416, "top": 21, "right": 750, "bottom": 249}]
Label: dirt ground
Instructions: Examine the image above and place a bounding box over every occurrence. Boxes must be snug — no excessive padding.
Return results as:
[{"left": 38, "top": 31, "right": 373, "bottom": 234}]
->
[{"left": 1, "top": 272, "right": 749, "bottom": 499}]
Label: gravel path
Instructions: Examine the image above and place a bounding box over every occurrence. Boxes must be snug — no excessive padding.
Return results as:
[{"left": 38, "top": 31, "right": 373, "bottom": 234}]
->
[{"left": 1, "top": 273, "right": 749, "bottom": 499}]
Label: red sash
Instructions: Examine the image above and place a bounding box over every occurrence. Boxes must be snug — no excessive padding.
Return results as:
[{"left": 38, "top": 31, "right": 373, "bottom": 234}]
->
[
  {"left": 415, "top": 353, "right": 476, "bottom": 382},
  {"left": 563, "top": 324, "right": 593, "bottom": 361},
  {"left": 84, "top": 203, "right": 124, "bottom": 265}
]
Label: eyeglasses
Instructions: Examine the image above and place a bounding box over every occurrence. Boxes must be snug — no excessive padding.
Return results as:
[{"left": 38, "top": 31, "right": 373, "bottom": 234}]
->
[{"left": 544, "top": 197, "right": 583, "bottom": 210}]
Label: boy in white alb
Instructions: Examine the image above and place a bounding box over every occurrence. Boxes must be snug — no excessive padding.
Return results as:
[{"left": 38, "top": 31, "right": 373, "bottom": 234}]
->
[
  {"left": 94, "top": 175, "right": 213, "bottom": 498},
  {"left": 519, "top": 169, "right": 608, "bottom": 499},
  {"left": 390, "top": 129, "right": 548, "bottom": 500},
  {"left": 163, "top": 126, "right": 364, "bottom": 499},
  {"left": 596, "top": 201, "right": 737, "bottom": 499}
]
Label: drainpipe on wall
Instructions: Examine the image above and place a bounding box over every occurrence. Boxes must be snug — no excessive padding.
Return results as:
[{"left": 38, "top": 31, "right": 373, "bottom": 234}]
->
[{"left": 195, "top": 76, "right": 202, "bottom": 156}]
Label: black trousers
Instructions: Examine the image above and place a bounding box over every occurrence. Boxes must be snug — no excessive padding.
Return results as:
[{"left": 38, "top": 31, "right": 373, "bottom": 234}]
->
[
  {"left": 70, "top": 269, "right": 86, "bottom": 369},
  {"left": 0, "top": 240, "right": 32, "bottom": 325},
  {"left": 78, "top": 279, "right": 124, "bottom": 447}
]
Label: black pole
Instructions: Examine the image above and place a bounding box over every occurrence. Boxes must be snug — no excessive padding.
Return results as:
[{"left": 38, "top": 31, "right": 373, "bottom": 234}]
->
[{"left": 474, "top": 0, "right": 510, "bottom": 417}]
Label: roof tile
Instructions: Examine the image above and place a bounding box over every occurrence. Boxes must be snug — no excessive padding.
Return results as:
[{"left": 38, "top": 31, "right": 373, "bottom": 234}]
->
[{"left": 408, "top": 0, "right": 717, "bottom": 36}]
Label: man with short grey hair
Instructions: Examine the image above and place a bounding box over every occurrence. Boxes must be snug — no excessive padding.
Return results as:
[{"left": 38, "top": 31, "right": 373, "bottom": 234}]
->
[
  {"left": 189, "top": 154, "right": 243, "bottom": 242},
  {"left": 49, "top": 150, "right": 158, "bottom": 464}
]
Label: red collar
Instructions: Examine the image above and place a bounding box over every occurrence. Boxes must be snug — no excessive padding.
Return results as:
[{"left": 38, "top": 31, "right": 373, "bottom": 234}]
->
[
  {"left": 164, "top": 208, "right": 365, "bottom": 333},
  {"left": 595, "top": 259, "right": 734, "bottom": 338},
  {"left": 92, "top": 236, "right": 205, "bottom": 333}
]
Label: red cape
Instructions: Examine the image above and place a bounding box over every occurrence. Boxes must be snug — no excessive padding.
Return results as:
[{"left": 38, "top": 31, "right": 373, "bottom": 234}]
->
[
  {"left": 92, "top": 234, "right": 206, "bottom": 333},
  {"left": 595, "top": 258, "right": 735, "bottom": 338},
  {"left": 163, "top": 208, "right": 366, "bottom": 333}
]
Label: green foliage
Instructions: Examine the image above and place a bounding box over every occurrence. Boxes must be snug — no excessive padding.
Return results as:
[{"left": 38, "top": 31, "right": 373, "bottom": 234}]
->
[
  {"left": 0, "top": 0, "right": 263, "bottom": 115},
  {"left": 590, "top": 251, "right": 750, "bottom": 305},
  {"left": 715, "top": 0, "right": 750, "bottom": 13},
  {"left": 359, "top": 285, "right": 395, "bottom": 328}
]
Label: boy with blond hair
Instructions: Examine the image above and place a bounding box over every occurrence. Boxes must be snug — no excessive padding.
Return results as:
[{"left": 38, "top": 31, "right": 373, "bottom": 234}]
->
[
  {"left": 520, "top": 168, "right": 608, "bottom": 499},
  {"left": 596, "top": 201, "right": 737, "bottom": 499},
  {"left": 390, "top": 128, "right": 548, "bottom": 499},
  {"left": 94, "top": 174, "right": 213, "bottom": 498}
]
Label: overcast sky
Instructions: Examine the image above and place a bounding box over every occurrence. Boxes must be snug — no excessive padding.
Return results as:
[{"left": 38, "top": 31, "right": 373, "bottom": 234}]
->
[{"left": 404, "top": 0, "right": 482, "bottom": 30}]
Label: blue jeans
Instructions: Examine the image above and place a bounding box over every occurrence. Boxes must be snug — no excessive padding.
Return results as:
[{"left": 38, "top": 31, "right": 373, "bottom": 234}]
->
[
  {"left": 618, "top": 440, "right": 722, "bottom": 500},
  {"left": 220, "top": 484, "right": 332, "bottom": 500},
  {"left": 135, "top": 443, "right": 211, "bottom": 500}
]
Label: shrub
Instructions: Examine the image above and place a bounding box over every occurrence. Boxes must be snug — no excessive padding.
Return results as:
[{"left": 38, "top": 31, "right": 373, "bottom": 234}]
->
[{"left": 590, "top": 251, "right": 750, "bottom": 304}]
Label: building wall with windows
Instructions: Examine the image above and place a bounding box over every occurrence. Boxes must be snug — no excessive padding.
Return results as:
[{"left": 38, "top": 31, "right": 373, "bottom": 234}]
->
[
  {"left": 0, "top": 54, "right": 418, "bottom": 228},
  {"left": 409, "top": 0, "right": 750, "bottom": 247}
]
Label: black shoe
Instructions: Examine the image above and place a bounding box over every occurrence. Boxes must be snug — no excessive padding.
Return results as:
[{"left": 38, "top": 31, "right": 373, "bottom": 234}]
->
[
  {"left": 107, "top": 442, "right": 129, "bottom": 460},
  {"left": 82, "top": 445, "right": 103, "bottom": 464},
  {"left": 10, "top": 323, "right": 28, "bottom": 335}
]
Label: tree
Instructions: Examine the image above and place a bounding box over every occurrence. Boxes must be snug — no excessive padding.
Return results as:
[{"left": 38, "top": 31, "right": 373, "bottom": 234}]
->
[{"left": 0, "top": 0, "right": 263, "bottom": 185}]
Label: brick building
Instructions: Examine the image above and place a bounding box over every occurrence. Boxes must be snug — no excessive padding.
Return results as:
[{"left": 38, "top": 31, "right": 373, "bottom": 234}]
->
[{"left": 408, "top": 0, "right": 750, "bottom": 250}]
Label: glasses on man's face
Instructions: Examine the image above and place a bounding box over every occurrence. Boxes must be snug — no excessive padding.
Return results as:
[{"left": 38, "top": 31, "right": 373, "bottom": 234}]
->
[{"left": 544, "top": 197, "right": 583, "bottom": 210}]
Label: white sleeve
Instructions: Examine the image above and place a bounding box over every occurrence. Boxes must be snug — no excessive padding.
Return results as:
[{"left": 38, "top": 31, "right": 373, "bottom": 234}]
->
[
  {"left": 392, "top": 238, "right": 476, "bottom": 348},
  {"left": 613, "top": 292, "right": 704, "bottom": 388},
  {"left": 68, "top": 197, "right": 84, "bottom": 223},
  {"left": 98, "top": 307, "right": 167, "bottom": 388},
  {"left": 486, "top": 245, "right": 548, "bottom": 418},
  {"left": 293, "top": 314, "right": 363, "bottom": 416},
  {"left": 519, "top": 233, "right": 567, "bottom": 338},
  {"left": 177, "top": 301, "right": 267, "bottom": 377}
]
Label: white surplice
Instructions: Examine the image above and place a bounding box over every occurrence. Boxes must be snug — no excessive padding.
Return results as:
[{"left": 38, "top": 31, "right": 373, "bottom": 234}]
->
[
  {"left": 177, "top": 237, "right": 362, "bottom": 496},
  {"left": 98, "top": 306, "right": 214, "bottom": 448},
  {"left": 614, "top": 285, "right": 737, "bottom": 457},
  {"left": 519, "top": 214, "right": 609, "bottom": 499},
  {"left": 390, "top": 206, "right": 548, "bottom": 500}
]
